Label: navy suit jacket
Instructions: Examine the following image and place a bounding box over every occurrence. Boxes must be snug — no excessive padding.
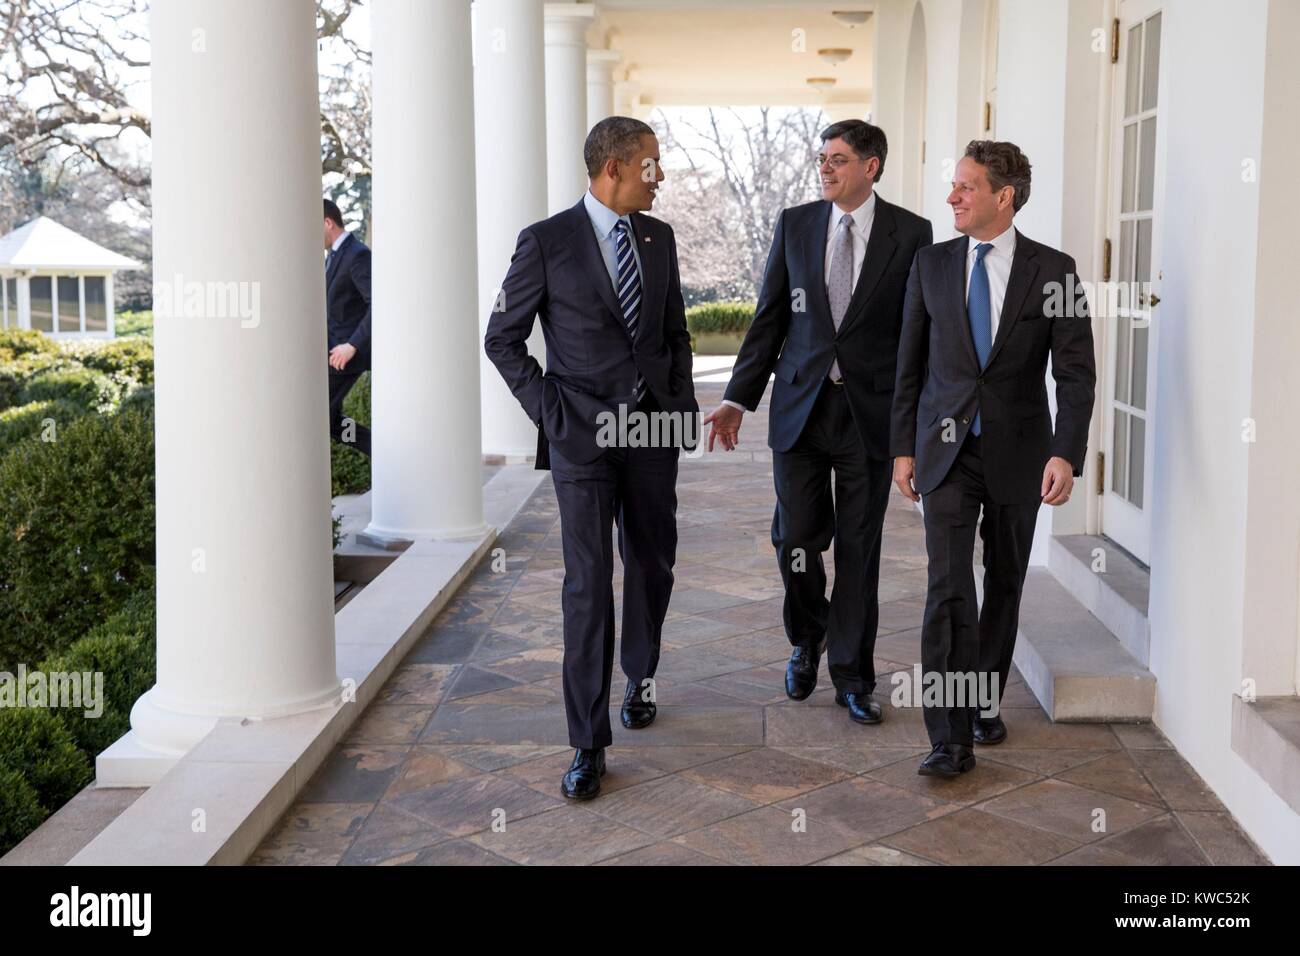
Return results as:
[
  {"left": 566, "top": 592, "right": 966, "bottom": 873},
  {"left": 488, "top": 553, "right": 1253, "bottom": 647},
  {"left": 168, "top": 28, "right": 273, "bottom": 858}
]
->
[
  {"left": 325, "top": 232, "right": 372, "bottom": 372},
  {"left": 890, "top": 230, "right": 1096, "bottom": 503},
  {"left": 724, "top": 195, "right": 933, "bottom": 458},
  {"left": 484, "top": 198, "right": 698, "bottom": 469}
]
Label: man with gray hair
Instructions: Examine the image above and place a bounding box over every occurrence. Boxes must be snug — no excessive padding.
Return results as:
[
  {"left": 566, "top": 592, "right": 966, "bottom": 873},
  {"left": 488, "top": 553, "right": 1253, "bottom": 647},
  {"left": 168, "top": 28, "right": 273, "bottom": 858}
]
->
[{"left": 485, "top": 116, "right": 697, "bottom": 801}]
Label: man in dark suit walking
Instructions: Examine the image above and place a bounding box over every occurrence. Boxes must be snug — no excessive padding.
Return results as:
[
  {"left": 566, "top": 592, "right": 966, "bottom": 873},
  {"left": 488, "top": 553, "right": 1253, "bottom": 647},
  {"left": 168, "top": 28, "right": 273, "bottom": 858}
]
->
[
  {"left": 323, "top": 198, "right": 372, "bottom": 456},
  {"left": 891, "top": 141, "right": 1096, "bottom": 777},
  {"left": 704, "top": 119, "right": 932, "bottom": 726},
  {"left": 484, "top": 117, "right": 698, "bottom": 801}
]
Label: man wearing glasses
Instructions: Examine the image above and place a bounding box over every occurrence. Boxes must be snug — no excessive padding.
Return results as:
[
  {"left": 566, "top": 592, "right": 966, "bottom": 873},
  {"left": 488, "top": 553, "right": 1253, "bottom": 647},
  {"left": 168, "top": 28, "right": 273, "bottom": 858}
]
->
[{"left": 704, "top": 119, "right": 932, "bottom": 725}]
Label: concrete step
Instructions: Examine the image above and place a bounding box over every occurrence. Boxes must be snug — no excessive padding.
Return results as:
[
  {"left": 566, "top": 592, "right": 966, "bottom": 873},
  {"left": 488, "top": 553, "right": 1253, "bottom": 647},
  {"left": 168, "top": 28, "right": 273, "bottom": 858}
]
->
[
  {"left": 1049, "top": 533, "right": 1151, "bottom": 666},
  {"left": 1003, "top": 568, "right": 1156, "bottom": 723}
]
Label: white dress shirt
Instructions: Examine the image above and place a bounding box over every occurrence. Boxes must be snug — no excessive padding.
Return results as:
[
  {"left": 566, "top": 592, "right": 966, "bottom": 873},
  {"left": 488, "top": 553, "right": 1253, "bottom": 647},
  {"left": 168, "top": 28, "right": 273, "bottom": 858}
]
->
[
  {"left": 963, "top": 223, "right": 1016, "bottom": 338},
  {"left": 721, "top": 193, "right": 877, "bottom": 410},
  {"left": 583, "top": 189, "right": 643, "bottom": 288},
  {"left": 825, "top": 190, "right": 875, "bottom": 294}
]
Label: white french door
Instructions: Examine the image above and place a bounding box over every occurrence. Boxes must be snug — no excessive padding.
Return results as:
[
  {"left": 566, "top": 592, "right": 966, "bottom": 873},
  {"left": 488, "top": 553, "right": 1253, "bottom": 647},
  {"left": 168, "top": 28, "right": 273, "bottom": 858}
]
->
[{"left": 1101, "top": 0, "right": 1164, "bottom": 565}]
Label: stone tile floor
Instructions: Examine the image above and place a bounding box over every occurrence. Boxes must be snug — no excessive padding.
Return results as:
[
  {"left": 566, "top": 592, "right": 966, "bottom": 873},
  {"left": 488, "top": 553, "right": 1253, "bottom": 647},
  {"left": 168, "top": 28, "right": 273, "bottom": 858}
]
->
[{"left": 250, "top": 384, "right": 1268, "bottom": 866}]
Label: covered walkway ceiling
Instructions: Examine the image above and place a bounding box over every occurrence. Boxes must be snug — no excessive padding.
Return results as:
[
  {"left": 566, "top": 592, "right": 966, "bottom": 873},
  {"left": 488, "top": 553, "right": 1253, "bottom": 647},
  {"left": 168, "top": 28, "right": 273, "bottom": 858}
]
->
[{"left": 591, "top": 1, "right": 874, "bottom": 113}]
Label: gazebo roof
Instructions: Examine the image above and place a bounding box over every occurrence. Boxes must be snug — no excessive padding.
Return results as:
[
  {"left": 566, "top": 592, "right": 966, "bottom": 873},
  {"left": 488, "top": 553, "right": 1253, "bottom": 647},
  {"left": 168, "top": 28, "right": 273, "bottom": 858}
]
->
[{"left": 0, "top": 216, "right": 143, "bottom": 271}]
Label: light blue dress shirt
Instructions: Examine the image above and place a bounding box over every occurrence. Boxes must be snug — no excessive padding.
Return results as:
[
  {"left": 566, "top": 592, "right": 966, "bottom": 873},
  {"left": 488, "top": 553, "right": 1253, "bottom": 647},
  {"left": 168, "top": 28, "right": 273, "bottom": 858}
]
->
[{"left": 583, "top": 190, "right": 643, "bottom": 289}]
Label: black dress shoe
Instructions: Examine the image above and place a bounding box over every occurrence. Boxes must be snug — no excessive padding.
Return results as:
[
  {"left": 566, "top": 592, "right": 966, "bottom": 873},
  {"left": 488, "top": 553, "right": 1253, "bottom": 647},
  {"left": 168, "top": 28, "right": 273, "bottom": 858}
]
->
[
  {"left": 561, "top": 748, "right": 606, "bottom": 800},
  {"left": 785, "top": 639, "right": 825, "bottom": 700},
  {"left": 620, "top": 677, "right": 657, "bottom": 729},
  {"left": 917, "top": 742, "right": 976, "bottom": 777},
  {"left": 835, "top": 691, "right": 883, "bottom": 724},
  {"left": 973, "top": 715, "right": 1007, "bottom": 745}
]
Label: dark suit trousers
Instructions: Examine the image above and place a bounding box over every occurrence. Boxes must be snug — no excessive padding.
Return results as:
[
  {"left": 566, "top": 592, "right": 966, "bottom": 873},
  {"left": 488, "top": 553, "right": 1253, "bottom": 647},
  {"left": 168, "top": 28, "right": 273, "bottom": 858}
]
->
[
  {"left": 548, "top": 406, "right": 680, "bottom": 749},
  {"left": 919, "top": 432, "right": 1038, "bottom": 746},
  {"left": 771, "top": 382, "right": 892, "bottom": 695},
  {"left": 328, "top": 367, "right": 371, "bottom": 457}
]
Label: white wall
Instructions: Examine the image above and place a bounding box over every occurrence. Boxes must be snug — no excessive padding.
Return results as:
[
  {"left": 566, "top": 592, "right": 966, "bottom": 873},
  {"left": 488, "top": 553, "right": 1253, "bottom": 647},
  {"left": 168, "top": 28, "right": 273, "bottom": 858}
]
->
[{"left": 1145, "top": 0, "right": 1298, "bottom": 864}]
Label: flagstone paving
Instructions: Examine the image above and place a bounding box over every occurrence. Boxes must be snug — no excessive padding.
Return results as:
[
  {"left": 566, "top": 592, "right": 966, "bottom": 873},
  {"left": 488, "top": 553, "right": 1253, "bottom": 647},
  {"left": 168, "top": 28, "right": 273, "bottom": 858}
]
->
[{"left": 250, "top": 383, "right": 1268, "bottom": 866}]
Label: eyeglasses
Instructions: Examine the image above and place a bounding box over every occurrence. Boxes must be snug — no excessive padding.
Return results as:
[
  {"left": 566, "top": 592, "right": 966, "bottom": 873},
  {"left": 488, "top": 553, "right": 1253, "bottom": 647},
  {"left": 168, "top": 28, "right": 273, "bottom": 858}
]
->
[{"left": 816, "top": 155, "right": 869, "bottom": 170}]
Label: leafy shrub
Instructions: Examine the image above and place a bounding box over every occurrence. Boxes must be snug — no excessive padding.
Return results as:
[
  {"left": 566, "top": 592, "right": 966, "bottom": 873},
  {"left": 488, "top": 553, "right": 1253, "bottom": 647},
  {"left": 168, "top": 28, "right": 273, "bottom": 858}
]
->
[
  {"left": 74, "top": 338, "right": 154, "bottom": 386},
  {"left": 118, "top": 385, "right": 154, "bottom": 416},
  {"left": 0, "top": 400, "right": 86, "bottom": 454},
  {"left": 113, "top": 310, "right": 153, "bottom": 339},
  {"left": 330, "top": 371, "right": 371, "bottom": 496},
  {"left": 0, "top": 328, "right": 60, "bottom": 359},
  {"left": 0, "top": 407, "right": 155, "bottom": 669},
  {"left": 686, "top": 301, "right": 756, "bottom": 336},
  {"left": 39, "top": 590, "right": 156, "bottom": 757},
  {"left": 0, "top": 765, "right": 45, "bottom": 857},
  {"left": 0, "top": 706, "right": 93, "bottom": 812},
  {"left": 0, "top": 370, "right": 19, "bottom": 411},
  {"left": 1, "top": 350, "right": 78, "bottom": 382},
  {"left": 20, "top": 368, "right": 120, "bottom": 413}
]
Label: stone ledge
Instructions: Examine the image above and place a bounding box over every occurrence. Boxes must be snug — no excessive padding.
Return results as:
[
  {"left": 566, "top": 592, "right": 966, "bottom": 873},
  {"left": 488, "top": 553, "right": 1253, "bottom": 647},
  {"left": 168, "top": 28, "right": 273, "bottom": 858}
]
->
[
  {"left": 1048, "top": 533, "right": 1150, "bottom": 666},
  {"left": 1232, "top": 694, "right": 1300, "bottom": 816},
  {"left": 999, "top": 568, "right": 1156, "bottom": 723}
]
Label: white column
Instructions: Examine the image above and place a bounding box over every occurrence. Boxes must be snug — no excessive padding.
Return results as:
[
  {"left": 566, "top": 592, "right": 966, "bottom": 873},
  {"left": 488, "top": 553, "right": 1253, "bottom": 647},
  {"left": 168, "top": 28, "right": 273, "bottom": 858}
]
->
[
  {"left": 545, "top": 2, "right": 596, "bottom": 214},
  {"left": 475, "top": 0, "right": 549, "bottom": 459},
  {"left": 364, "top": 0, "right": 487, "bottom": 543},
  {"left": 114, "top": 0, "right": 338, "bottom": 781},
  {"left": 586, "top": 48, "right": 621, "bottom": 128}
]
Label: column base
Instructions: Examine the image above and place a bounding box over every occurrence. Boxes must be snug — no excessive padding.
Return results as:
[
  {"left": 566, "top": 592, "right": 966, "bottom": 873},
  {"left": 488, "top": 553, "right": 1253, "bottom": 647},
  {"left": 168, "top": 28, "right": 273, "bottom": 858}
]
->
[{"left": 359, "top": 521, "right": 492, "bottom": 547}]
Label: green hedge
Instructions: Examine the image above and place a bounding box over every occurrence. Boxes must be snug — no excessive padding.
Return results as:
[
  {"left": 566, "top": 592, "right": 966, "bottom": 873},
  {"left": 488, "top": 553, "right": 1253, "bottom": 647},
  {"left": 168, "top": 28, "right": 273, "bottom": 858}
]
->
[
  {"left": 114, "top": 311, "right": 153, "bottom": 339},
  {"left": 686, "top": 301, "right": 756, "bottom": 336},
  {"left": 0, "top": 765, "right": 45, "bottom": 857},
  {"left": 73, "top": 338, "right": 154, "bottom": 387},
  {"left": 39, "top": 590, "right": 156, "bottom": 758},
  {"left": 331, "top": 370, "right": 371, "bottom": 496},
  {"left": 0, "top": 407, "right": 156, "bottom": 670},
  {"left": 0, "top": 707, "right": 93, "bottom": 813},
  {"left": 19, "top": 368, "right": 119, "bottom": 414},
  {"left": 0, "top": 400, "right": 87, "bottom": 454},
  {"left": 0, "top": 329, "right": 60, "bottom": 360}
]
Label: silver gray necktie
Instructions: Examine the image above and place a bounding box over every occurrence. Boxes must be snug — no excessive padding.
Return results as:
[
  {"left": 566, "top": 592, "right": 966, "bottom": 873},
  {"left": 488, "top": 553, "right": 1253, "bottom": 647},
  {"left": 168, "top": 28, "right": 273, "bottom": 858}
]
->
[{"left": 827, "top": 212, "right": 854, "bottom": 381}]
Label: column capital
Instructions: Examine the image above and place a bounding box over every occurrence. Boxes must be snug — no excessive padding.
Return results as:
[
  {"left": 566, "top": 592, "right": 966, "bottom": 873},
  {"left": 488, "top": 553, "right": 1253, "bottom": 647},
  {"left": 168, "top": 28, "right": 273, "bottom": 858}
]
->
[
  {"left": 545, "top": 2, "right": 596, "bottom": 45},
  {"left": 587, "top": 47, "right": 622, "bottom": 76}
]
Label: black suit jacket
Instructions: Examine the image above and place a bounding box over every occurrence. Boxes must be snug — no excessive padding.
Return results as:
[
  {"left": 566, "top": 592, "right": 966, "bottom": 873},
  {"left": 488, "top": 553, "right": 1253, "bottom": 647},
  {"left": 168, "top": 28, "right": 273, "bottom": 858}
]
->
[
  {"left": 890, "top": 229, "right": 1096, "bottom": 504},
  {"left": 723, "top": 195, "right": 933, "bottom": 458},
  {"left": 484, "top": 198, "right": 699, "bottom": 469},
  {"left": 325, "top": 232, "right": 372, "bottom": 372}
]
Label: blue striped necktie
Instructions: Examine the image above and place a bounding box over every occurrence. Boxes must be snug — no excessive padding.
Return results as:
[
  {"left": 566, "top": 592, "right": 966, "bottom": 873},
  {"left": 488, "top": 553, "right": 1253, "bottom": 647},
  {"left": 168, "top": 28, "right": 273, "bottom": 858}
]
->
[
  {"left": 613, "top": 220, "right": 645, "bottom": 402},
  {"left": 967, "top": 241, "right": 994, "bottom": 436}
]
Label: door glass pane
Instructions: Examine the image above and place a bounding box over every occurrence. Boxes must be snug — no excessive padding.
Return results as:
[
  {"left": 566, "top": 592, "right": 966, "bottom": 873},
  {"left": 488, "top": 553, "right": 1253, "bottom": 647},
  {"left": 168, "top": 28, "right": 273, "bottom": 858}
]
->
[
  {"left": 1128, "top": 415, "right": 1146, "bottom": 507},
  {"left": 1135, "top": 218, "right": 1152, "bottom": 284},
  {"left": 1138, "top": 117, "right": 1157, "bottom": 210},
  {"left": 83, "top": 276, "right": 107, "bottom": 332},
  {"left": 1131, "top": 324, "right": 1149, "bottom": 411},
  {"left": 1113, "top": 409, "right": 1129, "bottom": 496},
  {"left": 57, "top": 275, "right": 80, "bottom": 332},
  {"left": 1114, "top": 313, "right": 1131, "bottom": 403},
  {"left": 30, "top": 276, "right": 53, "bottom": 332},
  {"left": 1119, "top": 220, "right": 1134, "bottom": 283},
  {"left": 1125, "top": 23, "right": 1143, "bottom": 117},
  {"left": 1121, "top": 123, "right": 1137, "bottom": 213},
  {"left": 1142, "top": 13, "right": 1162, "bottom": 112}
]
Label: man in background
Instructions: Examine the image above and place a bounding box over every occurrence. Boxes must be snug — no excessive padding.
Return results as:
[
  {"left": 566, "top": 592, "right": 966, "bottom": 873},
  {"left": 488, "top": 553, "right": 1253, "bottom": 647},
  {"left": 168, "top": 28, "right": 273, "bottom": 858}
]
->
[{"left": 323, "top": 198, "right": 371, "bottom": 457}]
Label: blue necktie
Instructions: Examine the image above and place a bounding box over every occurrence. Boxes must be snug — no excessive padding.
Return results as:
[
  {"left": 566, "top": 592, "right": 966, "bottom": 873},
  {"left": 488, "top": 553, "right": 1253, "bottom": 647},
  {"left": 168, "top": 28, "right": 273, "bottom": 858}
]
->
[
  {"left": 967, "top": 241, "right": 994, "bottom": 436},
  {"left": 613, "top": 220, "right": 645, "bottom": 402}
]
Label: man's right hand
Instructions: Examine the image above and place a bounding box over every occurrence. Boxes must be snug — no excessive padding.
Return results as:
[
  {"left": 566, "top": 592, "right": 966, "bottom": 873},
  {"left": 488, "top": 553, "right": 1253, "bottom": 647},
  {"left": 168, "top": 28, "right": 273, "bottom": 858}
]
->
[
  {"left": 703, "top": 403, "right": 744, "bottom": 452},
  {"left": 893, "top": 456, "right": 920, "bottom": 502}
]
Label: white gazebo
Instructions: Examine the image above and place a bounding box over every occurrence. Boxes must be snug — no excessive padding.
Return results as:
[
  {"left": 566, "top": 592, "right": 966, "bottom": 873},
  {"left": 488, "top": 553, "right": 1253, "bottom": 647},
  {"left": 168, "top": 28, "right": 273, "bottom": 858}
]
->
[{"left": 0, "top": 216, "right": 143, "bottom": 339}]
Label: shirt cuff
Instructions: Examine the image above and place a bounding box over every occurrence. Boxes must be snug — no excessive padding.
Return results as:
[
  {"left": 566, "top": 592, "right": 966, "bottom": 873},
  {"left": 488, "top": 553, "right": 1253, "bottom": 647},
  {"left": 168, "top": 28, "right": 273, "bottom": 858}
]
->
[{"left": 721, "top": 399, "right": 746, "bottom": 412}]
